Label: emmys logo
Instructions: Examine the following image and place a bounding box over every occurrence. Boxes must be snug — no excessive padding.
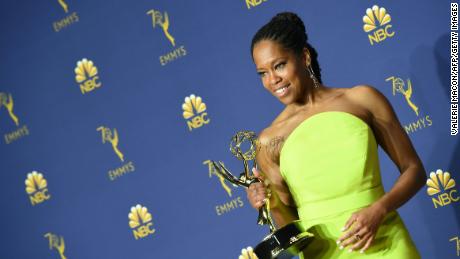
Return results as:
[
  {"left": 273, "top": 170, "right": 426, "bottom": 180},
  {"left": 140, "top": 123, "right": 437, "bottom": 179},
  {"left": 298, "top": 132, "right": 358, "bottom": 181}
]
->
[
  {"left": 0, "top": 93, "right": 19, "bottom": 126},
  {"left": 52, "top": 0, "right": 79, "bottom": 32},
  {"left": 0, "top": 92, "right": 30, "bottom": 144},
  {"left": 75, "top": 59, "right": 102, "bottom": 94},
  {"left": 386, "top": 76, "right": 433, "bottom": 134},
  {"left": 146, "top": 9, "right": 187, "bottom": 66},
  {"left": 25, "top": 171, "right": 51, "bottom": 206},
  {"left": 58, "top": 0, "right": 68, "bottom": 13},
  {"left": 146, "top": 9, "right": 175, "bottom": 46},
  {"left": 203, "top": 160, "right": 233, "bottom": 197},
  {"left": 245, "top": 0, "right": 267, "bottom": 10},
  {"left": 183, "top": 94, "right": 210, "bottom": 131},
  {"left": 426, "top": 169, "right": 459, "bottom": 208},
  {"left": 97, "top": 126, "right": 124, "bottom": 161},
  {"left": 97, "top": 126, "right": 135, "bottom": 181},
  {"left": 363, "top": 5, "right": 395, "bottom": 45},
  {"left": 44, "top": 233, "right": 66, "bottom": 259},
  {"left": 129, "top": 204, "right": 156, "bottom": 240},
  {"left": 450, "top": 236, "right": 460, "bottom": 257},
  {"left": 203, "top": 160, "right": 244, "bottom": 216},
  {"left": 386, "top": 77, "right": 419, "bottom": 116}
]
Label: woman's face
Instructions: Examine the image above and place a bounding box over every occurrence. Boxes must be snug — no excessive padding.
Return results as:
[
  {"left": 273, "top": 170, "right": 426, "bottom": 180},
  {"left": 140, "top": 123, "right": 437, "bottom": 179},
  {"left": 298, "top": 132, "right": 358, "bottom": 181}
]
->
[{"left": 252, "top": 40, "right": 308, "bottom": 105}]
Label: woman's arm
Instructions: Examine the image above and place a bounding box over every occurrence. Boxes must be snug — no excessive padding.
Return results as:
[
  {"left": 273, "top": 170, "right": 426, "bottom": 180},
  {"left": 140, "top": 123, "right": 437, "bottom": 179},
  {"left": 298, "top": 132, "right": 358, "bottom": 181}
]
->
[
  {"left": 353, "top": 85, "right": 426, "bottom": 214},
  {"left": 246, "top": 132, "right": 299, "bottom": 228},
  {"left": 249, "top": 168, "right": 299, "bottom": 228},
  {"left": 337, "top": 85, "right": 426, "bottom": 252}
]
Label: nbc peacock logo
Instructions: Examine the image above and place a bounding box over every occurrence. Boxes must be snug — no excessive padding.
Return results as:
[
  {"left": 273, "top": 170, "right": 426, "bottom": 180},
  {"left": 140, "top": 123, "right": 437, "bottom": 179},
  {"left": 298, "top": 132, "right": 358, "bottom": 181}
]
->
[
  {"left": 363, "top": 5, "right": 395, "bottom": 45},
  {"left": 74, "top": 58, "right": 102, "bottom": 94},
  {"left": 245, "top": 0, "right": 268, "bottom": 10},
  {"left": 182, "top": 94, "right": 210, "bottom": 131},
  {"left": 25, "top": 171, "right": 51, "bottom": 206},
  {"left": 426, "top": 169, "right": 459, "bottom": 208},
  {"left": 129, "top": 204, "right": 156, "bottom": 240}
]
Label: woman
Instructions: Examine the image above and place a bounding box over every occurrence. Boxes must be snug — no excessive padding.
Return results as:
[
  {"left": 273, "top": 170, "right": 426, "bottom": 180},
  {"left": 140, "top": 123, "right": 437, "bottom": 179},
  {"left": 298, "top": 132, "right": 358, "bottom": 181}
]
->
[{"left": 247, "top": 12, "right": 426, "bottom": 258}]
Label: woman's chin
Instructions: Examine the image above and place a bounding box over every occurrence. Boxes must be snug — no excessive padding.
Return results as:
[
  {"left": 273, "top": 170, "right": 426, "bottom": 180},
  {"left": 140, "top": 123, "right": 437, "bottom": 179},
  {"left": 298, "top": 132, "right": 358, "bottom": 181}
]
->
[{"left": 278, "top": 96, "right": 293, "bottom": 106}]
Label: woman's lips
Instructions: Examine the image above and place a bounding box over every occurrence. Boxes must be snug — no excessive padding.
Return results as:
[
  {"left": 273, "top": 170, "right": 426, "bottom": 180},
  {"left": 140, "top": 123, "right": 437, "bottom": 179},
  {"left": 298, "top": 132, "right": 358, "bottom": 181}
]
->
[{"left": 274, "top": 84, "right": 290, "bottom": 97}]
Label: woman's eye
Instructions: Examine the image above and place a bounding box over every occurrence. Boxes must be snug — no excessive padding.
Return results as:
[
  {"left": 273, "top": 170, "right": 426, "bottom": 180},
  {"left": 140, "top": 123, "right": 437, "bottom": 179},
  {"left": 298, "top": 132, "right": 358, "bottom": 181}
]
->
[
  {"left": 275, "top": 62, "right": 286, "bottom": 70},
  {"left": 258, "top": 71, "right": 266, "bottom": 77}
]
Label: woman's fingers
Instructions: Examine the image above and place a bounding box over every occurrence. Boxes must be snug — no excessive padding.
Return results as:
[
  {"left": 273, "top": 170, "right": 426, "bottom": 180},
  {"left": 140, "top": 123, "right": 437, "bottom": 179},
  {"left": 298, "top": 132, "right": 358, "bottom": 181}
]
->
[
  {"left": 340, "top": 213, "right": 357, "bottom": 233},
  {"left": 338, "top": 226, "right": 364, "bottom": 247},
  {"left": 349, "top": 232, "right": 372, "bottom": 252},
  {"left": 252, "top": 167, "right": 264, "bottom": 181},
  {"left": 337, "top": 221, "right": 360, "bottom": 244},
  {"left": 247, "top": 182, "right": 267, "bottom": 209},
  {"left": 359, "top": 234, "right": 374, "bottom": 253}
]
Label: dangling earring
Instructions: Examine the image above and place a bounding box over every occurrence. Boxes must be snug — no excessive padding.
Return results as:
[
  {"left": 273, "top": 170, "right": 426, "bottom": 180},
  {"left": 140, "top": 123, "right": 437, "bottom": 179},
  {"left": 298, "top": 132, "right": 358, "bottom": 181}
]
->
[{"left": 307, "top": 65, "right": 320, "bottom": 88}]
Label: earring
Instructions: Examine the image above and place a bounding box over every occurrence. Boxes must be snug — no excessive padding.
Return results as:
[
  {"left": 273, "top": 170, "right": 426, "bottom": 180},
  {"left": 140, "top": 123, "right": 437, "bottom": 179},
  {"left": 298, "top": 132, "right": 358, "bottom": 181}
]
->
[{"left": 307, "top": 65, "right": 320, "bottom": 88}]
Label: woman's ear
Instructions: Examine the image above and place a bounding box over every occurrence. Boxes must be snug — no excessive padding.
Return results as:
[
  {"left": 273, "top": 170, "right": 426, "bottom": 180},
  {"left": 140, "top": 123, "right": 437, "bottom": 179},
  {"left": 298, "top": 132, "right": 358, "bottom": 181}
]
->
[{"left": 303, "top": 47, "right": 311, "bottom": 67}]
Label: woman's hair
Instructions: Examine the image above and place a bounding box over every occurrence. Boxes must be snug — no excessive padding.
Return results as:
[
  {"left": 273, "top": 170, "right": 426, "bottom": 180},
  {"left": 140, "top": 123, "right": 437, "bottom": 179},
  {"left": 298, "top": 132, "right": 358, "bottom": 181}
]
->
[{"left": 251, "top": 12, "right": 322, "bottom": 83}]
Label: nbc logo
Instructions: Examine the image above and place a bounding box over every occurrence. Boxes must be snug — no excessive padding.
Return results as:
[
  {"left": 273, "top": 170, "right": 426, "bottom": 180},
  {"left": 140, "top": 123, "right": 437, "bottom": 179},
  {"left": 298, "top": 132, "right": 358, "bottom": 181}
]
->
[
  {"left": 245, "top": 0, "right": 268, "bottom": 10},
  {"left": 75, "top": 58, "right": 102, "bottom": 94},
  {"left": 129, "top": 204, "right": 155, "bottom": 240},
  {"left": 363, "top": 5, "right": 395, "bottom": 45},
  {"left": 182, "top": 94, "right": 210, "bottom": 131},
  {"left": 426, "top": 169, "right": 459, "bottom": 208},
  {"left": 25, "top": 171, "right": 51, "bottom": 206}
]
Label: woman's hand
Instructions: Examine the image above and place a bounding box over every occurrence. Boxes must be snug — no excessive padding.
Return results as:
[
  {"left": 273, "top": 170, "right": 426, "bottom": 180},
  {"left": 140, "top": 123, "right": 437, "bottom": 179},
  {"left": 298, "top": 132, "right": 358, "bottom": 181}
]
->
[
  {"left": 246, "top": 167, "right": 284, "bottom": 210},
  {"left": 246, "top": 168, "right": 270, "bottom": 210},
  {"left": 336, "top": 203, "right": 388, "bottom": 253}
]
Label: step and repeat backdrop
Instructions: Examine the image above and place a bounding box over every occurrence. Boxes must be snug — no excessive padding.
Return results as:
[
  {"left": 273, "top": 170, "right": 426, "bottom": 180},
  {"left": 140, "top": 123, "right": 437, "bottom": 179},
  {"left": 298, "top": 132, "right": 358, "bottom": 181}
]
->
[{"left": 0, "top": 0, "right": 458, "bottom": 258}]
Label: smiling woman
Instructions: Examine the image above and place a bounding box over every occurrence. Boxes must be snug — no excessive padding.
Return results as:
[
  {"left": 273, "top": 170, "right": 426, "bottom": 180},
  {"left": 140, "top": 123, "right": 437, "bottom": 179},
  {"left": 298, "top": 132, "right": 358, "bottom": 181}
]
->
[{"left": 246, "top": 12, "right": 426, "bottom": 258}]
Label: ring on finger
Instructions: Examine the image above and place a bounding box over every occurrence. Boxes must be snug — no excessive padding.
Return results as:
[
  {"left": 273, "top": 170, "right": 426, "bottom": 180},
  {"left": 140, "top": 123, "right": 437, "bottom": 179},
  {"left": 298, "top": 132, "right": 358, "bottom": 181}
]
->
[{"left": 354, "top": 234, "right": 361, "bottom": 241}]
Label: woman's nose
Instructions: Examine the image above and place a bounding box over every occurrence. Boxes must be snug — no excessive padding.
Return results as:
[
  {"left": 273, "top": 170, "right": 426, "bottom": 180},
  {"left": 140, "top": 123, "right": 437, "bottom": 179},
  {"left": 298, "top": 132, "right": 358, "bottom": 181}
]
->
[{"left": 268, "top": 72, "right": 281, "bottom": 85}]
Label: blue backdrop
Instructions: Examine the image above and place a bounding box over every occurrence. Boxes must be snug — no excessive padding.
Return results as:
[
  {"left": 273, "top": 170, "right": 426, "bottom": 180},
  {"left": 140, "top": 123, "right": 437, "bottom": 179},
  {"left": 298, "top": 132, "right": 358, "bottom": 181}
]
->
[{"left": 0, "top": 0, "right": 458, "bottom": 258}]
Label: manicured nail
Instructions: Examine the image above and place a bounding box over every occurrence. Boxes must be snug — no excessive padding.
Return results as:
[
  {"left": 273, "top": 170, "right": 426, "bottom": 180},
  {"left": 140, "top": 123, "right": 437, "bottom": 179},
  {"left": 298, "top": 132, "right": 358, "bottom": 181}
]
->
[
  {"left": 339, "top": 245, "right": 344, "bottom": 250},
  {"left": 341, "top": 227, "right": 345, "bottom": 231},
  {"left": 348, "top": 248, "right": 353, "bottom": 253},
  {"left": 360, "top": 250, "right": 364, "bottom": 254},
  {"left": 336, "top": 240, "right": 341, "bottom": 244}
]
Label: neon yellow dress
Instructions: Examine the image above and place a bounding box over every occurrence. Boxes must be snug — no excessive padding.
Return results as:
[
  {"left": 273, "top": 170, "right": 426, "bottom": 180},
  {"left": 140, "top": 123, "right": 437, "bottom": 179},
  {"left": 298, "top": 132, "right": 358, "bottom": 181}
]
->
[{"left": 279, "top": 111, "right": 420, "bottom": 258}]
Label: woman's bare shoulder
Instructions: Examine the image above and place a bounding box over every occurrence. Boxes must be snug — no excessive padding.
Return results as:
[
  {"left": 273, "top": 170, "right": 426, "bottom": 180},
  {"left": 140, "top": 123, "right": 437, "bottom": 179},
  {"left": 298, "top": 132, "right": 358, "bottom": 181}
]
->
[
  {"left": 345, "top": 85, "right": 391, "bottom": 113},
  {"left": 345, "top": 85, "right": 384, "bottom": 103}
]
